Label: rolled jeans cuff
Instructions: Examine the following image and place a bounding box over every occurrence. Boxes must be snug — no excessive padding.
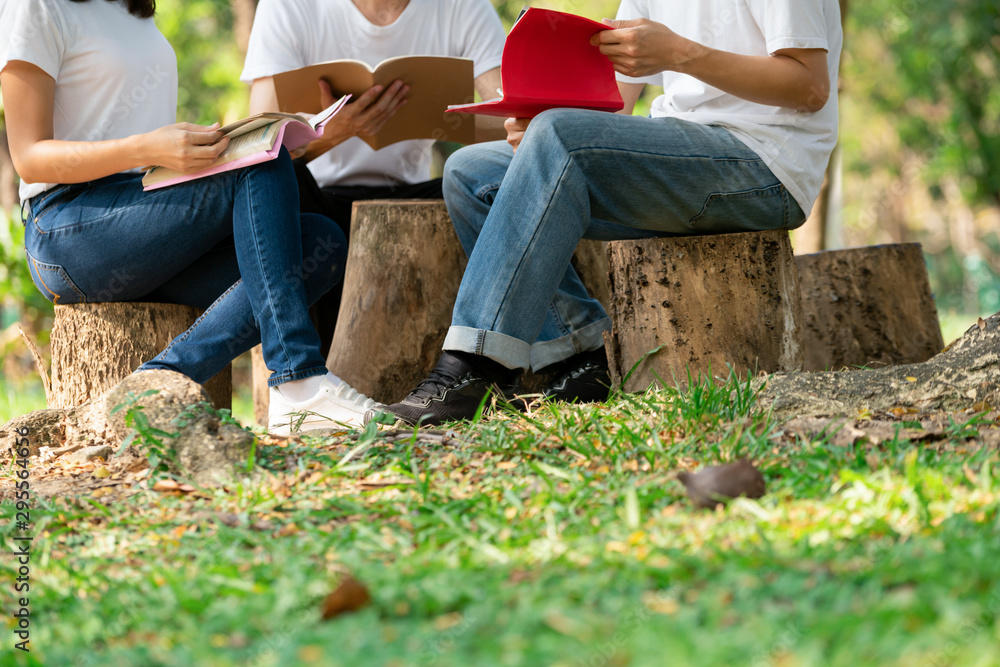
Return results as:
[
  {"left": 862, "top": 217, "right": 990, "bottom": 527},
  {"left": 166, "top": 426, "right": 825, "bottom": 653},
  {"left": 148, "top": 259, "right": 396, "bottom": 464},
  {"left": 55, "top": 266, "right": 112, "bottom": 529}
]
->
[
  {"left": 443, "top": 326, "right": 531, "bottom": 371},
  {"left": 530, "top": 317, "right": 611, "bottom": 372},
  {"left": 266, "top": 365, "right": 329, "bottom": 388}
]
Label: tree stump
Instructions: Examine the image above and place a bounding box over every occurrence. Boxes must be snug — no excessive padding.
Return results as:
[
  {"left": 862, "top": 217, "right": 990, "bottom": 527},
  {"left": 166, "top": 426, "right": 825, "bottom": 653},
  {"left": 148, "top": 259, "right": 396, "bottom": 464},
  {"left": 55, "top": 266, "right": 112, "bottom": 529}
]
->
[
  {"left": 49, "top": 303, "right": 232, "bottom": 411},
  {"left": 603, "top": 230, "right": 803, "bottom": 393},
  {"left": 251, "top": 344, "right": 269, "bottom": 426},
  {"left": 795, "top": 243, "right": 945, "bottom": 371},
  {"left": 249, "top": 211, "right": 610, "bottom": 422}
]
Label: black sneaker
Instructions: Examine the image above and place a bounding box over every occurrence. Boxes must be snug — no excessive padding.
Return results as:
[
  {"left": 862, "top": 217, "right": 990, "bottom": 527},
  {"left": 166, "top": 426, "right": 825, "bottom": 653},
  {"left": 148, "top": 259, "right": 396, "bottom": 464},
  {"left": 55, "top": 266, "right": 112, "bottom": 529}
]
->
[
  {"left": 386, "top": 351, "right": 520, "bottom": 426},
  {"left": 541, "top": 348, "right": 612, "bottom": 403}
]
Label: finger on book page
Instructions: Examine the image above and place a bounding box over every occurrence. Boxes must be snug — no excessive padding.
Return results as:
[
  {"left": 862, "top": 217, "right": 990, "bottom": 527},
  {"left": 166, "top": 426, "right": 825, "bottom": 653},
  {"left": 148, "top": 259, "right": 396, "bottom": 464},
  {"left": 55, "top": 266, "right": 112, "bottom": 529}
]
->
[{"left": 188, "top": 128, "right": 226, "bottom": 145}]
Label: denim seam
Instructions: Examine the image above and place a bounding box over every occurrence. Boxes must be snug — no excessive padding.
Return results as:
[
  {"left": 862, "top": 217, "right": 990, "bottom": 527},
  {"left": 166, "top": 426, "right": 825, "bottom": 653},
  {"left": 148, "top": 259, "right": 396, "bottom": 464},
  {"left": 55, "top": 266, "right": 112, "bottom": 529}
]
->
[
  {"left": 565, "top": 146, "right": 765, "bottom": 164},
  {"left": 156, "top": 280, "right": 241, "bottom": 360},
  {"left": 26, "top": 252, "right": 88, "bottom": 304},
  {"left": 475, "top": 329, "right": 486, "bottom": 356},
  {"left": 267, "top": 365, "right": 328, "bottom": 388},
  {"left": 488, "top": 153, "right": 577, "bottom": 332},
  {"left": 474, "top": 181, "right": 503, "bottom": 200},
  {"left": 240, "top": 170, "right": 295, "bottom": 370},
  {"left": 547, "top": 302, "right": 572, "bottom": 338},
  {"left": 690, "top": 183, "right": 785, "bottom": 226}
]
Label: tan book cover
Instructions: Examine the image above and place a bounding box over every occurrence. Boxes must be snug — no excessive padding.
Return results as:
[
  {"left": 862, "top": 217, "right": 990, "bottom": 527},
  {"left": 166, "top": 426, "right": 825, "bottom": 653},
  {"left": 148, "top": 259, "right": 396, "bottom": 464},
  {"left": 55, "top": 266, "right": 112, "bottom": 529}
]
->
[{"left": 273, "top": 56, "right": 476, "bottom": 150}]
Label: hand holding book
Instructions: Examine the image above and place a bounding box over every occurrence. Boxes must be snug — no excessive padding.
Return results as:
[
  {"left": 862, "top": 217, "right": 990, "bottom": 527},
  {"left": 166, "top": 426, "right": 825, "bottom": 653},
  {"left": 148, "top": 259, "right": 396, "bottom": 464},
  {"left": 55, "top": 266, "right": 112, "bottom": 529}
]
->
[
  {"left": 141, "top": 96, "right": 350, "bottom": 190},
  {"left": 300, "top": 79, "right": 409, "bottom": 160}
]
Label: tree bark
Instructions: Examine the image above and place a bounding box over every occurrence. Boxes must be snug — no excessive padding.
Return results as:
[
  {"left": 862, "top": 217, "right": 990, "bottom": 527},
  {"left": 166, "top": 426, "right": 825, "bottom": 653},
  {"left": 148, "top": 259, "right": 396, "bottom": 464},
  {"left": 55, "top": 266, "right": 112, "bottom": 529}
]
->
[
  {"left": 754, "top": 312, "right": 999, "bottom": 421},
  {"left": 251, "top": 344, "right": 268, "bottom": 426},
  {"left": 603, "top": 230, "right": 804, "bottom": 393},
  {"left": 49, "top": 303, "right": 232, "bottom": 411},
  {"left": 317, "top": 200, "right": 614, "bottom": 405},
  {"left": 796, "top": 243, "right": 944, "bottom": 371}
]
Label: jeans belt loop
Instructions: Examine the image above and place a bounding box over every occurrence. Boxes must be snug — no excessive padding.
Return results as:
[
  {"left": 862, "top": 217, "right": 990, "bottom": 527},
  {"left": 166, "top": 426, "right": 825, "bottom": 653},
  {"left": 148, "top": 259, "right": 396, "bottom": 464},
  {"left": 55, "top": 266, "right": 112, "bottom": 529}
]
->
[{"left": 20, "top": 199, "right": 29, "bottom": 227}]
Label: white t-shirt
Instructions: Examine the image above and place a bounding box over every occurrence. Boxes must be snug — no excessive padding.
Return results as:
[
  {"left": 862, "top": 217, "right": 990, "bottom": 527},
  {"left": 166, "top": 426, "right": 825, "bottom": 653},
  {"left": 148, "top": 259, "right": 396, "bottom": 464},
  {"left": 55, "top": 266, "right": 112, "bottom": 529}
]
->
[
  {"left": 241, "top": 0, "right": 505, "bottom": 188},
  {"left": 0, "top": 0, "right": 178, "bottom": 204},
  {"left": 615, "top": 0, "right": 842, "bottom": 216}
]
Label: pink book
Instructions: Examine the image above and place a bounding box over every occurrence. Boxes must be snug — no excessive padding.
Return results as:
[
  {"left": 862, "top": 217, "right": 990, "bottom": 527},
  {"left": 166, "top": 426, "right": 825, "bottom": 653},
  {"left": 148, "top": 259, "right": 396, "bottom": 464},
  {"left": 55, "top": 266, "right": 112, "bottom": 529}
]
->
[{"left": 141, "top": 95, "right": 350, "bottom": 191}]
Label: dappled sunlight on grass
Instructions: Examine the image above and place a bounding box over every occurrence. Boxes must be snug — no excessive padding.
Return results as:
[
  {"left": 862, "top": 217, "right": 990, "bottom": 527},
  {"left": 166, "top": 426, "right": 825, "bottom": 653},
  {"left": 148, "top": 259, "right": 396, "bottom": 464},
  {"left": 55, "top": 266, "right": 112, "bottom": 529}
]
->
[{"left": 2, "top": 372, "right": 999, "bottom": 666}]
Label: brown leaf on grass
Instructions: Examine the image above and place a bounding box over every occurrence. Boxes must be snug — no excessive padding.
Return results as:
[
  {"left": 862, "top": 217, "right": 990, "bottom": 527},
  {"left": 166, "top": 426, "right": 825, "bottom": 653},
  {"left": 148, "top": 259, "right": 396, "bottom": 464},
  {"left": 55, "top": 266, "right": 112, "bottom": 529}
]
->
[
  {"left": 321, "top": 574, "right": 371, "bottom": 620},
  {"left": 152, "top": 479, "right": 181, "bottom": 492},
  {"left": 677, "top": 459, "right": 766, "bottom": 510}
]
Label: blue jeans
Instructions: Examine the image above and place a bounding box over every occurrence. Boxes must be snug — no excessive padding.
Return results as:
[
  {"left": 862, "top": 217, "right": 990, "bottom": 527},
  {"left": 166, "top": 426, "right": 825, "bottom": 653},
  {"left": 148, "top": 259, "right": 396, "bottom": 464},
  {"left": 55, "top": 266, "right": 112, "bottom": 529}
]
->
[
  {"left": 442, "top": 109, "right": 806, "bottom": 372},
  {"left": 23, "top": 149, "right": 346, "bottom": 387}
]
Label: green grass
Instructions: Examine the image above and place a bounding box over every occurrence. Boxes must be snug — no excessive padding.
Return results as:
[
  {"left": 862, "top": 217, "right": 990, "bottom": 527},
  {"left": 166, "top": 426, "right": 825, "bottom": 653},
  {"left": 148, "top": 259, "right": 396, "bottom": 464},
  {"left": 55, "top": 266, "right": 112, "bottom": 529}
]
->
[
  {"left": 0, "top": 377, "right": 46, "bottom": 425},
  {"left": 2, "top": 373, "right": 998, "bottom": 666}
]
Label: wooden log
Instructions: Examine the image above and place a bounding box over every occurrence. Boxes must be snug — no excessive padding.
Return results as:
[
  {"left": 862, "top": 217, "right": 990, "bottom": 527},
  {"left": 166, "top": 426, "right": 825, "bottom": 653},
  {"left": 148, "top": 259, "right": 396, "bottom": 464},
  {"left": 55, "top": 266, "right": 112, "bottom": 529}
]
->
[
  {"left": 795, "top": 243, "right": 944, "bottom": 371},
  {"left": 317, "top": 200, "right": 613, "bottom": 405},
  {"left": 49, "top": 303, "right": 232, "bottom": 411},
  {"left": 251, "top": 344, "right": 269, "bottom": 426},
  {"left": 603, "top": 230, "right": 804, "bottom": 393},
  {"left": 247, "top": 235, "right": 610, "bottom": 420},
  {"left": 325, "top": 200, "right": 466, "bottom": 405}
]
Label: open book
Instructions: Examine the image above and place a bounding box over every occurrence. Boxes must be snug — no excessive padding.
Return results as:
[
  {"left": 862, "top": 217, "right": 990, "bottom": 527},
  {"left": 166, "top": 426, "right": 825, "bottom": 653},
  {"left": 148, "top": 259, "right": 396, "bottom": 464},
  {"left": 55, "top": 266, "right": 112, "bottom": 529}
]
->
[
  {"left": 141, "top": 96, "right": 350, "bottom": 191},
  {"left": 272, "top": 56, "right": 475, "bottom": 150},
  {"left": 447, "top": 8, "right": 623, "bottom": 118}
]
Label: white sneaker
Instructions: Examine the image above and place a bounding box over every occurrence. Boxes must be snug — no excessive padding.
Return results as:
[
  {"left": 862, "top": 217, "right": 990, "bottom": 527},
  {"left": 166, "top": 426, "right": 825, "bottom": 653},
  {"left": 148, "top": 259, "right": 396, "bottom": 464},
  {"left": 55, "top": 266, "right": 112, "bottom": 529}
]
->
[{"left": 268, "top": 377, "right": 384, "bottom": 435}]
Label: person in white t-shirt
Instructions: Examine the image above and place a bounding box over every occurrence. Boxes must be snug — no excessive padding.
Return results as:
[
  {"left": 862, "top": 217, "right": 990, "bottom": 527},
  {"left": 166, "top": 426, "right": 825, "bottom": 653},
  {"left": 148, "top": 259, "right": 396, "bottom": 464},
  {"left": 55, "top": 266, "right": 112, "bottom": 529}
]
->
[
  {"left": 384, "top": 0, "right": 843, "bottom": 425},
  {"left": 1, "top": 0, "right": 385, "bottom": 434},
  {"left": 240, "top": 0, "right": 507, "bottom": 353}
]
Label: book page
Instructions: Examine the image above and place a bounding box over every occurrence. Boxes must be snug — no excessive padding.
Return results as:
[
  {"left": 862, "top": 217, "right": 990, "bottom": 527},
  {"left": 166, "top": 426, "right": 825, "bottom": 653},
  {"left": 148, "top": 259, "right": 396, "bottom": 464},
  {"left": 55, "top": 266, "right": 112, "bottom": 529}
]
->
[
  {"left": 142, "top": 121, "right": 284, "bottom": 187},
  {"left": 273, "top": 57, "right": 476, "bottom": 149}
]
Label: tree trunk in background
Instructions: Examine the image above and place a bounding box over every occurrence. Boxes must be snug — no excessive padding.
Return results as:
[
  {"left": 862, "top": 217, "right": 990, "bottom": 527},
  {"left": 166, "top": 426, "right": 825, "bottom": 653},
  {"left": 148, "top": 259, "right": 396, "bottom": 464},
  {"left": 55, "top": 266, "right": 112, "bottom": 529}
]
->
[
  {"left": 795, "top": 244, "right": 944, "bottom": 371},
  {"left": 231, "top": 0, "right": 258, "bottom": 58},
  {"left": 0, "top": 125, "right": 18, "bottom": 214},
  {"left": 792, "top": 0, "right": 848, "bottom": 254}
]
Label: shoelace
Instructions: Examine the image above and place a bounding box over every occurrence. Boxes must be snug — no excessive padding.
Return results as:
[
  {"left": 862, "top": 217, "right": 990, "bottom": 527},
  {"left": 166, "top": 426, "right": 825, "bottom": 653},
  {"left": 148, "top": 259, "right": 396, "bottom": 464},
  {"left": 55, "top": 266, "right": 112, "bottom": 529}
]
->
[
  {"left": 330, "top": 382, "right": 378, "bottom": 409},
  {"left": 410, "top": 357, "right": 468, "bottom": 401}
]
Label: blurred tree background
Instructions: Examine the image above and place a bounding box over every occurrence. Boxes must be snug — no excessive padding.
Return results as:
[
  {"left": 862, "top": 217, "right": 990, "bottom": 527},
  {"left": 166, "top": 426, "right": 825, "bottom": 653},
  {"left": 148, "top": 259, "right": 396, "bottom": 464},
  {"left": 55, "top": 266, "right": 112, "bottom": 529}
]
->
[{"left": 0, "top": 0, "right": 997, "bottom": 411}]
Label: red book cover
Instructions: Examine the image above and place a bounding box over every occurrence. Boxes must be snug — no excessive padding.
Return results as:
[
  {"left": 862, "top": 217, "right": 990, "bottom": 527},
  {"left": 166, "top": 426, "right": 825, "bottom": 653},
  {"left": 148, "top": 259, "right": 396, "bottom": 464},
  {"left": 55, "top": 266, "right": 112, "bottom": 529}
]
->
[{"left": 446, "top": 7, "right": 624, "bottom": 118}]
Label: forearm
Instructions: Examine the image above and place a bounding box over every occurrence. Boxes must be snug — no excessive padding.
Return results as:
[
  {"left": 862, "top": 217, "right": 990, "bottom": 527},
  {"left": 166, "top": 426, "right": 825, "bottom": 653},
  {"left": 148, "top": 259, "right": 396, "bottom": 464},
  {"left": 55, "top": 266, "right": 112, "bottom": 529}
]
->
[
  {"left": 14, "top": 135, "right": 150, "bottom": 185},
  {"left": 596, "top": 20, "right": 830, "bottom": 113},
  {"left": 673, "top": 43, "right": 829, "bottom": 112}
]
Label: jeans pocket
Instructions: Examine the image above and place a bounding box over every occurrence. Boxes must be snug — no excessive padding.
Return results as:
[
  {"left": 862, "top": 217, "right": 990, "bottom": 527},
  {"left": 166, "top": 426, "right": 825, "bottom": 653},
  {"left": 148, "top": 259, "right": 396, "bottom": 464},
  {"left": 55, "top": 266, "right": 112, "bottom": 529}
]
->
[
  {"left": 689, "top": 184, "right": 791, "bottom": 233},
  {"left": 24, "top": 250, "right": 87, "bottom": 305}
]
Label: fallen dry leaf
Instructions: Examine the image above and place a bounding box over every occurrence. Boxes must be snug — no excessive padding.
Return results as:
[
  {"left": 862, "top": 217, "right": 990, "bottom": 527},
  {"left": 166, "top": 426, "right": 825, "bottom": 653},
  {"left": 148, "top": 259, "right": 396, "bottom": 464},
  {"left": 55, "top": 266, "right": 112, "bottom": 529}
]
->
[
  {"left": 321, "top": 574, "right": 371, "bottom": 620},
  {"left": 677, "top": 459, "right": 766, "bottom": 510},
  {"left": 152, "top": 479, "right": 181, "bottom": 492},
  {"left": 93, "top": 467, "right": 111, "bottom": 479},
  {"left": 979, "top": 317, "right": 987, "bottom": 331}
]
